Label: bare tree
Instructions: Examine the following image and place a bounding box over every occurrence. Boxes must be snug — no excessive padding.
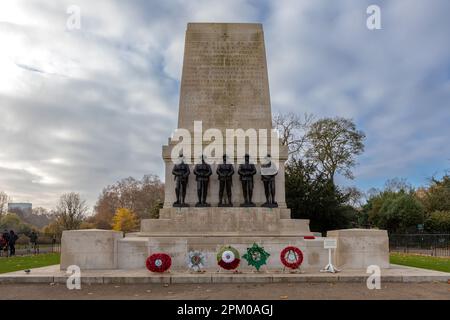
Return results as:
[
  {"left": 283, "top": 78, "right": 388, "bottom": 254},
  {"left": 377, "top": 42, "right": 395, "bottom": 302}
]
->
[
  {"left": 305, "top": 117, "right": 365, "bottom": 183},
  {"left": 342, "top": 186, "right": 364, "bottom": 208},
  {"left": 55, "top": 192, "right": 88, "bottom": 230},
  {"left": 272, "top": 112, "right": 314, "bottom": 158},
  {"left": 384, "top": 178, "right": 412, "bottom": 193},
  {"left": 0, "top": 191, "right": 10, "bottom": 217}
]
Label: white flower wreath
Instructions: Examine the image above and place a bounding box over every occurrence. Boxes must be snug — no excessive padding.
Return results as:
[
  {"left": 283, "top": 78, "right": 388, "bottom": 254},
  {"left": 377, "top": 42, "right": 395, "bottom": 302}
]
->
[{"left": 187, "top": 250, "right": 206, "bottom": 271}]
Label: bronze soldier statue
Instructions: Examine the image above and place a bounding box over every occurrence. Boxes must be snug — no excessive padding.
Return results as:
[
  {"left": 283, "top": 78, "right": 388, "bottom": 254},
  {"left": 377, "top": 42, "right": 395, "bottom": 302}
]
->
[
  {"left": 216, "top": 154, "right": 234, "bottom": 207},
  {"left": 172, "top": 154, "right": 190, "bottom": 207},
  {"left": 193, "top": 155, "right": 212, "bottom": 207},
  {"left": 261, "top": 154, "right": 278, "bottom": 207},
  {"left": 238, "top": 154, "right": 256, "bottom": 207}
]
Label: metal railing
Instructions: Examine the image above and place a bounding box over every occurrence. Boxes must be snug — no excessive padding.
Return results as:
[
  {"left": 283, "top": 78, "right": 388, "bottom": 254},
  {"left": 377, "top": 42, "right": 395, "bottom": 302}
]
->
[
  {"left": 0, "top": 232, "right": 61, "bottom": 257},
  {"left": 389, "top": 233, "right": 450, "bottom": 257}
]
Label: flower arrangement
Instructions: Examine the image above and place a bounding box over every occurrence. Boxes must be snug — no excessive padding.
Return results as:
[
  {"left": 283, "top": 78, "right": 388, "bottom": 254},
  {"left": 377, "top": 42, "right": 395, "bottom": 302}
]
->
[
  {"left": 242, "top": 243, "right": 270, "bottom": 271},
  {"left": 146, "top": 253, "right": 172, "bottom": 273},
  {"left": 280, "top": 246, "right": 303, "bottom": 269},
  {"left": 187, "top": 250, "right": 206, "bottom": 271},
  {"left": 217, "top": 246, "right": 240, "bottom": 270}
]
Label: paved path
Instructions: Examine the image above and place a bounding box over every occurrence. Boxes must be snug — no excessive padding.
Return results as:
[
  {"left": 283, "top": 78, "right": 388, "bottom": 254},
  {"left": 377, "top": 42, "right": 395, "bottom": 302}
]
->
[
  {"left": 1, "top": 264, "right": 449, "bottom": 284},
  {"left": 0, "top": 264, "right": 448, "bottom": 299},
  {"left": 0, "top": 282, "right": 448, "bottom": 300}
]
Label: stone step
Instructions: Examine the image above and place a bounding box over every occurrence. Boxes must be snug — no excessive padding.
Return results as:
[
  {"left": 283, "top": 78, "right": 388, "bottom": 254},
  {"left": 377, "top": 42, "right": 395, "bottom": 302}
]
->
[{"left": 141, "top": 207, "right": 309, "bottom": 234}]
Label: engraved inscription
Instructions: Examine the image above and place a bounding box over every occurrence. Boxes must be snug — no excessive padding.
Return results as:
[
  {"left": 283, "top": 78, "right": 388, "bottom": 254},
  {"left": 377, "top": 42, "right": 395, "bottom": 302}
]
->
[{"left": 178, "top": 25, "right": 272, "bottom": 131}]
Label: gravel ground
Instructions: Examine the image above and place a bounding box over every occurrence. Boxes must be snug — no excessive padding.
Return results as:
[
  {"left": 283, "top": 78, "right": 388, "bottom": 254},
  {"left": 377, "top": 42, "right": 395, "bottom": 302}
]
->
[{"left": 0, "top": 282, "right": 449, "bottom": 300}]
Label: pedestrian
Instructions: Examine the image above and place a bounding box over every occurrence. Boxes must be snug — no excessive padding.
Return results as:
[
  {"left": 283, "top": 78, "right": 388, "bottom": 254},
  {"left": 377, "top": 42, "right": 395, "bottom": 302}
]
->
[
  {"left": 8, "top": 230, "right": 18, "bottom": 256},
  {"left": 29, "top": 231, "right": 39, "bottom": 254},
  {"left": 0, "top": 234, "right": 7, "bottom": 257},
  {"left": 2, "top": 229, "right": 10, "bottom": 257}
]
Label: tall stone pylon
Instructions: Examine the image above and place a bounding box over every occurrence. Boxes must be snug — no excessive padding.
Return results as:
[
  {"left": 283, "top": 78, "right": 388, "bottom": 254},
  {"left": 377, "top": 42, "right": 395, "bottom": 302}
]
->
[
  {"left": 177, "top": 23, "right": 272, "bottom": 133},
  {"left": 162, "top": 23, "right": 288, "bottom": 208}
]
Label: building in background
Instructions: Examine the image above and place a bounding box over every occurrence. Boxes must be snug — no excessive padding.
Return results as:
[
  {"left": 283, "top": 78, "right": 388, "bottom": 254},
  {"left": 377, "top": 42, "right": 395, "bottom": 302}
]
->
[{"left": 8, "top": 202, "right": 32, "bottom": 216}]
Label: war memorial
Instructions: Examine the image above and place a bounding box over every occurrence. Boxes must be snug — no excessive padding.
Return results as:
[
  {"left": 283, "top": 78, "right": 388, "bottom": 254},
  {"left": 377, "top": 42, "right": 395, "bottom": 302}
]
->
[
  {"left": 56, "top": 23, "right": 391, "bottom": 275},
  {"left": 3, "top": 23, "right": 447, "bottom": 285}
]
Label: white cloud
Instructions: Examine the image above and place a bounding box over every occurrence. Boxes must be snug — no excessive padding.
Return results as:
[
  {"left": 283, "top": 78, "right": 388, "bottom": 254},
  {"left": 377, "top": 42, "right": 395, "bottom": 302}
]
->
[{"left": 0, "top": 0, "right": 448, "bottom": 209}]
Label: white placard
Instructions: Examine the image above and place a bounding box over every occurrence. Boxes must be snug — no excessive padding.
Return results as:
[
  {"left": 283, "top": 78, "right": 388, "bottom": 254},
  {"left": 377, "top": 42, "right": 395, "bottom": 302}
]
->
[{"left": 324, "top": 238, "right": 337, "bottom": 249}]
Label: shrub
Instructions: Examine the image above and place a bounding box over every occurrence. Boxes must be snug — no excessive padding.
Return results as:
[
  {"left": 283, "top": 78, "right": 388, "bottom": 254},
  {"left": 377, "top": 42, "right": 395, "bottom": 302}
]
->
[{"left": 425, "top": 211, "right": 450, "bottom": 233}]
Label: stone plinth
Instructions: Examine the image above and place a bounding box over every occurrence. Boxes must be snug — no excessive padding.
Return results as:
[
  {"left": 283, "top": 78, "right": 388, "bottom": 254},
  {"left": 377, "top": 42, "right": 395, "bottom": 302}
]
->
[
  {"left": 141, "top": 207, "right": 308, "bottom": 235},
  {"left": 118, "top": 235, "right": 328, "bottom": 271},
  {"left": 327, "top": 229, "right": 390, "bottom": 269},
  {"left": 60, "top": 229, "right": 123, "bottom": 270},
  {"left": 116, "top": 207, "right": 322, "bottom": 271}
]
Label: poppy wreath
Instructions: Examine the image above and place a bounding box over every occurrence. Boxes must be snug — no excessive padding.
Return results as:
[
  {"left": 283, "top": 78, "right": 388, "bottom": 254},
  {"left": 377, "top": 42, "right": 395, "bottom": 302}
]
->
[
  {"left": 146, "top": 253, "right": 172, "bottom": 273},
  {"left": 217, "top": 246, "right": 240, "bottom": 270},
  {"left": 280, "top": 246, "right": 303, "bottom": 269}
]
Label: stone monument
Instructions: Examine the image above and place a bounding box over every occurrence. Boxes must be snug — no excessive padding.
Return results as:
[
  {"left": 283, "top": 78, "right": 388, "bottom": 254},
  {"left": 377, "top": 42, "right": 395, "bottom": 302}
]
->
[
  {"left": 60, "top": 23, "right": 389, "bottom": 272},
  {"left": 120, "top": 23, "right": 319, "bottom": 270}
]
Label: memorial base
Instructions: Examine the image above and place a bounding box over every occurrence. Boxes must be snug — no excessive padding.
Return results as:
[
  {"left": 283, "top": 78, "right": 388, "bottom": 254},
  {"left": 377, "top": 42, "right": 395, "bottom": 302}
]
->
[{"left": 60, "top": 209, "right": 390, "bottom": 273}]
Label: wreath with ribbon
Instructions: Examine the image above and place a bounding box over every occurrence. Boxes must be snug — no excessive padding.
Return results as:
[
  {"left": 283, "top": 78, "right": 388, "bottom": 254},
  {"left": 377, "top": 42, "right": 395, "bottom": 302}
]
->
[
  {"left": 187, "top": 250, "right": 206, "bottom": 271},
  {"left": 242, "top": 243, "right": 270, "bottom": 271},
  {"left": 217, "top": 246, "right": 240, "bottom": 270},
  {"left": 280, "top": 246, "right": 303, "bottom": 269},
  {"left": 146, "top": 253, "right": 172, "bottom": 273}
]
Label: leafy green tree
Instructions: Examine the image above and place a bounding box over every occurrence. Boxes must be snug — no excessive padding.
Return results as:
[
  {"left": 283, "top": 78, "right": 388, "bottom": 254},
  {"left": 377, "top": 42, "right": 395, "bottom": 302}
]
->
[
  {"left": 149, "top": 199, "right": 164, "bottom": 219},
  {"left": 0, "top": 213, "right": 32, "bottom": 234},
  {"left": 419, "top": 175, "right": 450, "bottom": 213},
  {"left": 380, "top": 193, "right": 424, "bottom": 233},
  {"left": 364, "top": 189, "right": 424, "bottom": 233},
  {"left": 285, "top": 159, "right": 356, "bottom": 233},
  {"left": 424, "top": 211, "right": 450, "bottom": 233}
]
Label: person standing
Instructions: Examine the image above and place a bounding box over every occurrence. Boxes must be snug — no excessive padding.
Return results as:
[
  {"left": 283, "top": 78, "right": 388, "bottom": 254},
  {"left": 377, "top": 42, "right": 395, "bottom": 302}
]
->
[
  {"left": 0, "top": 234, "right": 7, "bottom": 257},
  {"left": 29, "top": 231, "right": 38, "bottom": 254},
  {"left": 2, "top": 229, "right": 10, "bottom": 257},
  {"left": 8, "top": 230, "right": 18, "bottom": 256}
]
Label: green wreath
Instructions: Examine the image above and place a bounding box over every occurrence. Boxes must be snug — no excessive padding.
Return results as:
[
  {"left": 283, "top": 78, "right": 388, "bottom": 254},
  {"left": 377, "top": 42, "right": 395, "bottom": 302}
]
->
[{"left": 242, "top": 243, "right": 270, "bottom": 271}]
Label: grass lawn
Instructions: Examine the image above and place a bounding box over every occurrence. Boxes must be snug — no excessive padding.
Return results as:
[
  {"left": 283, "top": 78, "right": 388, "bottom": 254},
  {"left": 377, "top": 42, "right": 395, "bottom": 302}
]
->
[
  {"left": 390, "top": 252, "right": 450, "bottom": 273},
  {"left": 0, "top": 253, "right": 60, "bottom": 274}
]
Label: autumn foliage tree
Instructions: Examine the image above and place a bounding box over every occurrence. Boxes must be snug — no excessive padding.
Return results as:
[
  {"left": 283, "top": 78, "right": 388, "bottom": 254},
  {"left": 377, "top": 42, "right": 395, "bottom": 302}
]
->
[
  {"left": 112, "top": 208, "right": 139, "bottom": 233},
  {"left": 92, "top": 175, "right": 164, "bottom": 229}
]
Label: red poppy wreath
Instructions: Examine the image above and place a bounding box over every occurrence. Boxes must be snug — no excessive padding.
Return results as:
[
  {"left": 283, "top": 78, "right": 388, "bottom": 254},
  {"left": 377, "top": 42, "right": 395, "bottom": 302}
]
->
[
  {"left": 280, "top": 246, "right": 303, "bottom": 269},
  {"left": 146, "top": 253, "right": 172, "bottom": 273}
]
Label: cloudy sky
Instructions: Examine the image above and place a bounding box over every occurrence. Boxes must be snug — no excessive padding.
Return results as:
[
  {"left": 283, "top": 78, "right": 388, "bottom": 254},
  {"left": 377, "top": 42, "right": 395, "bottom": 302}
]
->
[{"left": 0, "top": 0, "right": 449, "bottom": 210}]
